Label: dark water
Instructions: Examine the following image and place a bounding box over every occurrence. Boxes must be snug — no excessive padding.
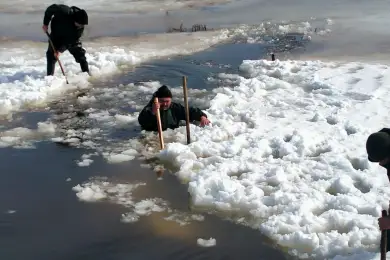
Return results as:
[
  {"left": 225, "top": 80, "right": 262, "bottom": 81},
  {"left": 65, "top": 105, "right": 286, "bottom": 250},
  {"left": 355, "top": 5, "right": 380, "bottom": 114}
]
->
[
  {"left": 0, "top": 143, "right": 287, "bottom": 260},
  {"left": 118, "top": 43, "right": 266, "bottom": 87},
  {"left": 0, "top": 42, "right": 297, "bottom": 260}
]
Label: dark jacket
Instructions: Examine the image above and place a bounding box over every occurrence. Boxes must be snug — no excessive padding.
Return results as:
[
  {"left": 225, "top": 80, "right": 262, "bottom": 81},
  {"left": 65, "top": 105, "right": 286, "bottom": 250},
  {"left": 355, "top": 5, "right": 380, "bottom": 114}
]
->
[
  {"left": 138, "top": 97, "right": 207, "bottom": 132},
  {"left": 43, "top": 4, "right": 84, "bottom": 45}
]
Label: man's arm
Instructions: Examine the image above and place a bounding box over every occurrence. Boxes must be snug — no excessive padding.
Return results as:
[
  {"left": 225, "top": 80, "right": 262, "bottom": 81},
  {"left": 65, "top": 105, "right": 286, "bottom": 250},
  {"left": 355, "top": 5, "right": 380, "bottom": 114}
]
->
[
  {"left": 43, "top": 4, "right": 70, "bottom": 25},
  {"left": 174, "top": 103, "right": 207, "bottom": 121},
  {"left": 138, "top": 104, "right": 158, "bottom": 131},
  {"left": 76, "top": 27, "right": 85, "bottom": 40}
]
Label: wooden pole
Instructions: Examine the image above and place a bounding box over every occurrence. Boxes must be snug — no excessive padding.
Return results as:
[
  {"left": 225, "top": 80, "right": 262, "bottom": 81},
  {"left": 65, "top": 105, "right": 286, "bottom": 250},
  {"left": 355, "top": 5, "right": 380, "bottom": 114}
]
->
[
  {"left": 182, "top": 76, "right": 191, "bottom": 144},
  {"left": 380, "top": 202, "right": 390, "bottom": 260},
  {"left": 381, "top": 209, "right": 387, "bottom": 260},
  {"left": 154, "top": 97, "right": 164, "bottom": 150},
  {"left": 45, "top": 32, "right": 69, "bottom": 84}
]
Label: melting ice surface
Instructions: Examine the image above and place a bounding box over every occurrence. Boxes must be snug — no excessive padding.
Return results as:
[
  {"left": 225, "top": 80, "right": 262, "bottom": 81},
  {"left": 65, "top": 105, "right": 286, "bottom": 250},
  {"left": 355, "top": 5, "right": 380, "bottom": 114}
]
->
[
  {"left": 61, "top": 58, "right": 390, "bottom": 259},
  {"left": 1, "top": 12, "right": 388, "bottom": 259}
]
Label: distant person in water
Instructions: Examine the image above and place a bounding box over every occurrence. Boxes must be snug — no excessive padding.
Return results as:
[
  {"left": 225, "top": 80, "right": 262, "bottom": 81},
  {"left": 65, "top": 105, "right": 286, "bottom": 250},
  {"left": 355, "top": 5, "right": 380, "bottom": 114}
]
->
[
  {"left": 138, "top": 85, "right": 210, "bottom": 131},
  {"left": 366, "top": 128, "right": 390, "bottom": 251},
  {"left": 42, "top": 4, "right": 90, "bottom": 76}
]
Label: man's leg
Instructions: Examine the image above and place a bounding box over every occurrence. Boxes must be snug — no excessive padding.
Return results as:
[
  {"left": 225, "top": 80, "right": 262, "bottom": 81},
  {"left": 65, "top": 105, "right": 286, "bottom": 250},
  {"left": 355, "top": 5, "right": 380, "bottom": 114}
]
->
[
  {"left": 386, "top": 230, "right": 390, "bottom": 251},
  {"left": 68, "top": 41, "right": 90, "bottom": 75},
  {"left": 46, "top": 42, "right": 57, "bottom": 76},
  {"left": 46, "top": 40, "right": 66, "bottom": 76}
]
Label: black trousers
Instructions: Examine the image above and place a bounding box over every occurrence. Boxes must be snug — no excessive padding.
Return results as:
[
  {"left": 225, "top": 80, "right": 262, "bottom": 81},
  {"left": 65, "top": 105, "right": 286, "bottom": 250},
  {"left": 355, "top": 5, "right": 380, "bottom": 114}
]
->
[
  {"left": 380, "top": 231, "right": 390, "bottom": 251},
  {"left": 46, "top": 40, "right": 90, "bottom": 76}
]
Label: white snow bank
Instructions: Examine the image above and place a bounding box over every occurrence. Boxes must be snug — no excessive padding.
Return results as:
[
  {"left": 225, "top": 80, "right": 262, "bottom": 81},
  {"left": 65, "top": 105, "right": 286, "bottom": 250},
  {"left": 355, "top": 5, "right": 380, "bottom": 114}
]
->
[{"left": 156, "top": 59, "right": 390, "bottom": 259}]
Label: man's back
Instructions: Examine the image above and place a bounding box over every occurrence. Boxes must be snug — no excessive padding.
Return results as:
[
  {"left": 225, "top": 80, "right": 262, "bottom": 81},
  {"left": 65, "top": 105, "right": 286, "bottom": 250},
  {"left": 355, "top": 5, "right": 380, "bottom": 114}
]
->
[{"left": 45, "top": 4, "right": 85, "bottom": 44}]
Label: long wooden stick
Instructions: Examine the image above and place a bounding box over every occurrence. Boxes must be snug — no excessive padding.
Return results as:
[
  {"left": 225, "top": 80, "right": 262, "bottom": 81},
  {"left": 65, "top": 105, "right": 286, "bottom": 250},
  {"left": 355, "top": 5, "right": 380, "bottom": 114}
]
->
[
  {"left": 381, "top": 209, "right": 388, "bottom": 260},
  {"left": 45, "top": 32, "right": 69, "bottom": 84},
  {"left": 381, "top": 202, "right": 390, "bottom": 260},
  {"left": 154, "top": 97, "right": 164, "bottom": 150},
  {"left": 182, "top": 76, "right": 191, "bottom": 144}
]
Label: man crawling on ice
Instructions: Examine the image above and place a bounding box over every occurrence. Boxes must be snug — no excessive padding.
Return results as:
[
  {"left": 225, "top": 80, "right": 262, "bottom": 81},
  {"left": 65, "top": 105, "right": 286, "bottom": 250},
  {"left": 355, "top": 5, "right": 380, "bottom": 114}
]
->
[{"left": 138, "top": 85, "right": 210, "bottom": 131}]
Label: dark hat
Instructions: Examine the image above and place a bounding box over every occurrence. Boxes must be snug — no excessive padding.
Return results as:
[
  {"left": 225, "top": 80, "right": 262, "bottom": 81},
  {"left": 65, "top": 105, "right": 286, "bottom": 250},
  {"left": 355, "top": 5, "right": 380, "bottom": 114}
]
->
[
  {"left": 155, "top": 85, "right": 172, "bottom": 98},
  {"left": 366, "top": 131, "right": 390, "bottom": 162},
  {"left": 73, "top": 9, "right": 88, "bottom": 25}
]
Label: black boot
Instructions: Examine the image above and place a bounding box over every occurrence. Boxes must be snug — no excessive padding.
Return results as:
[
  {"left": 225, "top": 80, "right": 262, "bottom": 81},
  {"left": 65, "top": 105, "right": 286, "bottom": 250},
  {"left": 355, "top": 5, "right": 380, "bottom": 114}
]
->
[
  {"left": 80, "top": 60, "right": 91, "bottom": 76},
  {"left": 47, "top": 60, "right": 56, "bottom": 76}
]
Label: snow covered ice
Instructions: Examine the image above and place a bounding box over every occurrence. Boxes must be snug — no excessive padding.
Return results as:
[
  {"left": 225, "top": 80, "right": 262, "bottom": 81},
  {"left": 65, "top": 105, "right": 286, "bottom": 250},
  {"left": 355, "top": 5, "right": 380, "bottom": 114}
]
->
[
  {"left": 4, "top": 38, "right": 390, "bottom": 260},
  {"left": 62, "top": 57, "right": 390, "bottom": 260},
  {"left": 156, "top": 59, "right": 390, "bottom": 260}
]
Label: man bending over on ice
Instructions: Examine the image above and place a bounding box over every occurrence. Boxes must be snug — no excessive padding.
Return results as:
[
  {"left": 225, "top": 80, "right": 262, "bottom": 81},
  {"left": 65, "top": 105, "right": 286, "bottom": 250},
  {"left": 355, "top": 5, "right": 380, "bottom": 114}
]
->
[
  {"left": 42, "top": 4, "right": 90, "bottom": 76},
  {"left": 366, "top": 128, "right": 390, "bottom": 250},
  {"left": 138, "top": 85, "right": 210, "bottom": 131}
]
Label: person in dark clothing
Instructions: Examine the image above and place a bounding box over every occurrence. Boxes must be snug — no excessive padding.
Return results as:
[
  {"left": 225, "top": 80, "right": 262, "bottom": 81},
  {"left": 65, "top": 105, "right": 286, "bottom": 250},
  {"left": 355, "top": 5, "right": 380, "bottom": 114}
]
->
[
  {"left": 138, "top": 85, "right": 210, "bottom": 131},
  {"left": 42, "top": 4, "right": 90, "bottom": 76},
  {"left": 366, "top": 128, "right": 390, "bottom": 251}
]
